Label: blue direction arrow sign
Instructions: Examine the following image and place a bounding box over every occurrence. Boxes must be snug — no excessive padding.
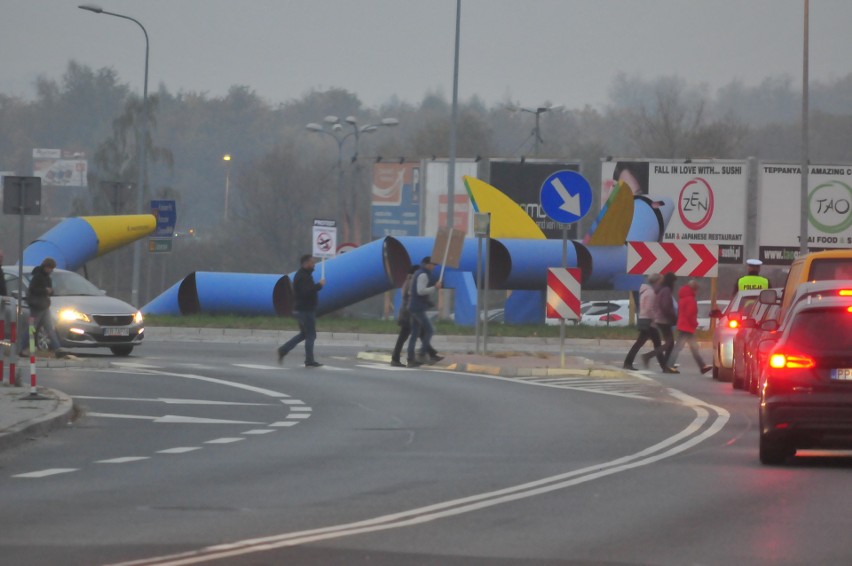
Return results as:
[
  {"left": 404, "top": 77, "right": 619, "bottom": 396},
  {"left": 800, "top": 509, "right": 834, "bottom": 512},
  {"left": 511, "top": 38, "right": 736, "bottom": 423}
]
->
[{"left": 539, "top": 170, "right": 592, "bottom": 224}]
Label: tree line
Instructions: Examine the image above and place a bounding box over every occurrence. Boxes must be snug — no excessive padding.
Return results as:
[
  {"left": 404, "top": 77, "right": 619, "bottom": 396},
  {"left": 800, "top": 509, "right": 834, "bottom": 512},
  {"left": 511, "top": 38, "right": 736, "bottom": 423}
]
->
[{"left": 1, "top": 61, "right": 851, "bottom": 305}]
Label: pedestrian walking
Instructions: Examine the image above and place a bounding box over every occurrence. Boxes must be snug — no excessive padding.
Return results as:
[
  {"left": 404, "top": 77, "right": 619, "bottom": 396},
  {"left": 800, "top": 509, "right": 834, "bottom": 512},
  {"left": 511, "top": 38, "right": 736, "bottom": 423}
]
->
[
  {"left": 668, "top": 279, "right": 713, "bottom": 374},
  {"left": 644, "top": 271, "right": 679, "bottom": 373},
  {"left": 17, "top": 257, "right": 66, "bottom": 357},
  {"left": 277, "top": 254, "right": 325, "bottom": 367},
  {"left": 390, "top": 266, "right": 418, "bottom": 367},
  {"left": 406, "top": 256, "right": 443, "bottom": 367},
  {"left": 624, "top": 273, "right": 666, "bottom": 370}
]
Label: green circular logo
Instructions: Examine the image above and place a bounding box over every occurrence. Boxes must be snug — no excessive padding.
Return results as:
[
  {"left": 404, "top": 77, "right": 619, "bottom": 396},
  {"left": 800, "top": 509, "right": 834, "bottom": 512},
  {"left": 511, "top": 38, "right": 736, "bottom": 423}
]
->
[{"left": 809, "top": 180, "right": 852, "bottom": 233}]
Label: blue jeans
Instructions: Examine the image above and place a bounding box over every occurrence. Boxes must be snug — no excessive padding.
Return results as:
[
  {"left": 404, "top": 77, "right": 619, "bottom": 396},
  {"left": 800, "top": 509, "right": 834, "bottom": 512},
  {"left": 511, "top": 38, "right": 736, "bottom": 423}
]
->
[
  {"left": 278, "top": 310, "right": 317, "bottom": 363},
  {"left": 18, "top": 308, "right": 61, "bottom": 353},
  {"left": 407, "top": 310, "right": 434, "bottom": 361}
]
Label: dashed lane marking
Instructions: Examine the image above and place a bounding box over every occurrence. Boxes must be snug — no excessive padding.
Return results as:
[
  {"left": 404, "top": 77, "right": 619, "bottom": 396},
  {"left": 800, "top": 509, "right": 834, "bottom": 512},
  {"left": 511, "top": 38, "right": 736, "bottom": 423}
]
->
[
  {"left": 205, "top": 438, "right": 244, "bottom": 444},
  {"left": 13, "top": 468, "right": 78, "bottom": 478},
  {"left": 96, "top": 457, "right": 150, "bottom": 464},
  {"left": 158, "top": 447, "right": 202, "bottom": 454}
]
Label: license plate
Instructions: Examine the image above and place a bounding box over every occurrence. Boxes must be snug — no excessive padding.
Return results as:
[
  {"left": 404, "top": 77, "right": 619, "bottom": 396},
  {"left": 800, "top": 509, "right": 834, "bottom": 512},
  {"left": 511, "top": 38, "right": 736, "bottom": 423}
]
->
[
  {"left": 104, "top": 327, "right": 130, "bottom": 337},
  {"left": 831, "top": 368, "right": 852, "bottom": 381}
]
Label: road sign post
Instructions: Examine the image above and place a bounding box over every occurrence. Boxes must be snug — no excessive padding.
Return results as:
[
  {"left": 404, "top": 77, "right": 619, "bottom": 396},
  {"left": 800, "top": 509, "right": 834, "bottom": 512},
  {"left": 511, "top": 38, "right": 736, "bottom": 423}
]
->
[
  {"left": 547, "top": 267, "right": 582, "bottom": 368},
  {"left": 312, "top": 219, "right": 338, "bottom": 279}
]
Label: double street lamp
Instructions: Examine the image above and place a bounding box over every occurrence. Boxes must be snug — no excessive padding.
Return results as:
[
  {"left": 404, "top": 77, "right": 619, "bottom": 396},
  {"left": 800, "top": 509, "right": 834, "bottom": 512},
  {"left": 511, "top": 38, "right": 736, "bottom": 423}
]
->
[
  {"left": 509, "top": 104, "right": 563, "bottom": 157},
  {"left": 306, "top": 116, "right": 398, "bottom": 243},
  {"left": 79, "top": 3, "right": 149, "bottom": 307}
]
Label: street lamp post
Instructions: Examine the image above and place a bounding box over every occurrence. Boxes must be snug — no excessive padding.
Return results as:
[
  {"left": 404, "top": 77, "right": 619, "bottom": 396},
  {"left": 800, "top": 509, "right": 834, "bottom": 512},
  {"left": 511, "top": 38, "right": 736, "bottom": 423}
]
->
[
  {"left": 306, "top": 116, "right": 398, "bottom": 243},
  {"left": 509, "top": 105, "right": 562, "bottom": 157},
  {"left": 222, "top": 154, "right": 232, "bottom": 221},
  {"left": 79, "top": 3, "right": 149, "bottom": 307}
]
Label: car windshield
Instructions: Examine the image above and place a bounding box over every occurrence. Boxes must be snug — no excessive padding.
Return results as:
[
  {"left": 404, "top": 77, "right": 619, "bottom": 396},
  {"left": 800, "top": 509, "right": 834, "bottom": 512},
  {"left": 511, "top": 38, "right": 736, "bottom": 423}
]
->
[
  {"left": 808, "top": 259, "right": 852, "bottom": 281},
  {"left": 48, "top": 271, "right": 103, "bottom": 296},
  {"left": 786, "top": 308, "right": 852, "bottom": 352}
]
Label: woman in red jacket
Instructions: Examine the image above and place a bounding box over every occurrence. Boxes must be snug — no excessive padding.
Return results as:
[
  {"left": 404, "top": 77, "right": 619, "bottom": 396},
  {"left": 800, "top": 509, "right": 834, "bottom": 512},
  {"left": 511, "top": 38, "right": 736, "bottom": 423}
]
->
[{"left": 668, "top": 279, "right": 712, "bottom": 374}]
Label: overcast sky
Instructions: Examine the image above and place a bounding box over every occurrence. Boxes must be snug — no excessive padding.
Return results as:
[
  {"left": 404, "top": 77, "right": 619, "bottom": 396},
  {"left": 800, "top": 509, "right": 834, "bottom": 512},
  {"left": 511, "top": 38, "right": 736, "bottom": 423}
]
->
[{"left": 2, "top": 0, "right": 851, "bottom": 110}]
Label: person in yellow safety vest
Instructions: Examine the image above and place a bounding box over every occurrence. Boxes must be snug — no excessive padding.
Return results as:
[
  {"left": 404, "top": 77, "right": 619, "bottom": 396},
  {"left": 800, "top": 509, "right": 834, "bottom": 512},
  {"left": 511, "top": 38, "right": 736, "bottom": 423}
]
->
[{"left": 733, "top": 258, "right": 770, "bottom": 296}]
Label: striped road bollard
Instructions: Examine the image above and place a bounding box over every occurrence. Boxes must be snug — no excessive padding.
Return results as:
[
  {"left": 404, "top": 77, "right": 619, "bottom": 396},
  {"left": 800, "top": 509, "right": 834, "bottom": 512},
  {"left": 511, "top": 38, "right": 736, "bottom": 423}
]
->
[{"left": 22, "top": 316, "right": 48, "bottom": 400}]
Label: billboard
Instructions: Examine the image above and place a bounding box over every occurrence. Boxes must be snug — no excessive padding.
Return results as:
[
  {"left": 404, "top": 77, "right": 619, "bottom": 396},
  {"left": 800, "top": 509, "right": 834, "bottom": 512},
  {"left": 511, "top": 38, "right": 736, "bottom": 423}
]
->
[
  {"left": 370, "top": 162, "right": 421, "bottom": 238},
  {"left": 758, "top": 163, "right": 852, "bottom": 264},
  {"left": 422, "top": 160, "right": 479, "bottom": 237},
  {"left": 32, "top": 148, "right": 88, "bottom": 187},
  {"left": 602, "top": 159, "right": 749, "bottom": 264},
  {"left": 487, "top": 159, "right": 580, "bottom": 239}
]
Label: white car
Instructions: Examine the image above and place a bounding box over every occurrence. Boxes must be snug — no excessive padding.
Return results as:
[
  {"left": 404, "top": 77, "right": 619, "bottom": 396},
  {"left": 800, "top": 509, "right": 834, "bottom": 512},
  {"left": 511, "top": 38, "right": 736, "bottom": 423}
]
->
[
  {"left": 697, "top": 300, "right": 730, "bottom": 331},
  {"left": 579, "top": 300, "right": 631, "bottom": 327}
]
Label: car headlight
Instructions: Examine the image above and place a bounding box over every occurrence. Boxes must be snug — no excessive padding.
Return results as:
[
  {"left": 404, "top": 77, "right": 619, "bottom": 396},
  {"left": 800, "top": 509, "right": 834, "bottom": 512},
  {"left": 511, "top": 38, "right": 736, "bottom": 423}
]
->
[
  {"left": 134, "top": 310, "right": 144, "bottom": 324},
  {"left": 58, "top": 308, "right": 91, "bottom": 323}
]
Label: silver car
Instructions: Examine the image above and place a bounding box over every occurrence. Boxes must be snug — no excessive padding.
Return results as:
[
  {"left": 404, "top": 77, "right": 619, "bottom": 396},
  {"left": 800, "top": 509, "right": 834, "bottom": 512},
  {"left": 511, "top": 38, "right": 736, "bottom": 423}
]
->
[{"left": 2, "top": 266, "right": 144, "bottom": 356}]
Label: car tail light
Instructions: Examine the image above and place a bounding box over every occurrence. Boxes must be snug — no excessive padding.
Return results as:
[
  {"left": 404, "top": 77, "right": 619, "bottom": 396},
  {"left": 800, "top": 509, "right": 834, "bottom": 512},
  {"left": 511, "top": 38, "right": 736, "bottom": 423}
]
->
[
  {"left": 728, "top": 319, "right": 739, "bottom": 329},
  {"left": 769, "top": 351, "right": 816, "bottom": 369},
  {"left": 839, "top": 290, "right": 852, "bottom": 297},
  {"left": 602, "top": 314, "right": 623, "bottom": 322},
  {"left": 847, "top": 306, "right": 852, "bottom": 313}
]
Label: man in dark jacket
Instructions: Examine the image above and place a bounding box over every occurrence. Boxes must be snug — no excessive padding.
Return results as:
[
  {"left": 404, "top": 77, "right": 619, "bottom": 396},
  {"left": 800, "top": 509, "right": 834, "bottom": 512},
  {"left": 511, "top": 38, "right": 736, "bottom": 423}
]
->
[
  {"left": 406, "top": 256, "right": 443, "bottom": 367},
  {"left": 18, "top": 257, "right": 64, "bottom": 356},
  {"left": 277, "top": 254, "right": 325, "bottom": 367}
]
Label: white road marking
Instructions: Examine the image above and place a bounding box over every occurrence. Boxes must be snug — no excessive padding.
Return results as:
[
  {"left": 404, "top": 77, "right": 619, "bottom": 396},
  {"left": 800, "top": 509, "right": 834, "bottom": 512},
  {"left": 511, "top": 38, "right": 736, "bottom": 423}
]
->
[
  {"left": 95, "top": 368, "right": 293, "bottom": 399},
  {"left": 96, "top": 457, "right": 150, "bottom": 464},
  {"left": 86, "top": 413, "right": 265, "bottom": 425},
  {"left": 285, "top": 414, "right": 311, "bottom": 420},
  {"left": 357, "top": 363, "right": 408, "bottom": 371},
  {"left": 107, "top": 394, "right": 729, "bottom": 566},
  {"left": 270, "top": 421, "right": 299, "bottom": 427},
  {"left": 111, "top": 362, "right": 162, "bottom": 369},
  {"left": 205, "top": 438, "right": 244, "bottom": 444},
  {"left": 288, "top": 406, "right": 311, "bottom": 412},
  {"left": 157, "top": 447, "right": 201, "bottom": 454},
  {"left": 242, "top": 429, "right": 275, "bottom": 435},
  {"left": 13, "top": 468, "right": 78, "bottom": 478},
  {"left": 232, "top": 364, "right": 281, "bottom": 370},
  {"left": 280, "top": 399, "right": 306, "bottom": 405},
  {"left": 75, "top": 396, "right": 273, "bottom": 407}
]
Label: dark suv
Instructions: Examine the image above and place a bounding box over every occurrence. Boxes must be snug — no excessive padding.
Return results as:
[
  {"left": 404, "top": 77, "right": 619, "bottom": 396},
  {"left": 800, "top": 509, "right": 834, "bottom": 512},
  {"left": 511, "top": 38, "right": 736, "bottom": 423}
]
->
[{"left": 759, "top": 293, "right": 852, "bottom": 465}]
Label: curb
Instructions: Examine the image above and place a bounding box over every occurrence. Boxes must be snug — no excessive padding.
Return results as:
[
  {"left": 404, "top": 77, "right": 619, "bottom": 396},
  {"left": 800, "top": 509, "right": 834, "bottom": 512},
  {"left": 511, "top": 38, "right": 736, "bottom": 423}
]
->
[
  {"left": 355, "top": 351, "right": 630, "bottom": 379},
  {"left": 0, "top": 387, "right": 75, "bottom": 452}
]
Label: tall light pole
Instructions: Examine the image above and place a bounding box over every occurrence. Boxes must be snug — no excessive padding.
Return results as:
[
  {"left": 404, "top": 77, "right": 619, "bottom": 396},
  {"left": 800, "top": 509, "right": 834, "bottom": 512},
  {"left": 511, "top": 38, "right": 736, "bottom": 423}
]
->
[
  {"left": 800, "top": 0, "right": 810, "bottom": 255},
  {"left": 222, "top": 154, "right": 232, "bottom": 221},
  {"left": 79, "top": 3, "right": 149, "bottom": 307},
  {"left": 446, "top": 0, "right": 461, "bottom": 230},
  {"left": 306, "top": 116, "right": 398, "bottom": 243}
]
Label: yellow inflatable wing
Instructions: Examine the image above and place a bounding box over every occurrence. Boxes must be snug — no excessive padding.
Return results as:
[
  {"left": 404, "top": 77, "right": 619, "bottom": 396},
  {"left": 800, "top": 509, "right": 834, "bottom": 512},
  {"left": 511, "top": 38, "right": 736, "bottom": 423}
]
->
[
  {"left": 584, "top": 180, "right": 634, "bottom": 246},
  {"left": 463, "top": 176, "right": 546, "bottom": 239}
]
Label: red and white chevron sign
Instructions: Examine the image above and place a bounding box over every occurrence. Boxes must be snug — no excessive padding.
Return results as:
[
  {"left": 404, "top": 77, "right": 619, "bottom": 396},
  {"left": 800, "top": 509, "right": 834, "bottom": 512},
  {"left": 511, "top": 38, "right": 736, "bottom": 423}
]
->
[
  {"left": 627, "top": 242, "right": 719, "bottom": 277},
  {"left": 546, "top": 267, "right": 581, "bottom": 320}
]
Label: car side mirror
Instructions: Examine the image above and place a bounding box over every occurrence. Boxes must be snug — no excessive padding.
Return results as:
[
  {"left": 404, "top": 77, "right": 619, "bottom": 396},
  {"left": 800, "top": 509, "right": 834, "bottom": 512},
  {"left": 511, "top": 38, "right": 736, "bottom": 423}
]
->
[
  {"left": 709, "top": 309, "right": 722, "bottom": 318},
  {"left": 760, "top": 319, "right": 780, "bottom": 332},
  {"left": 742, "top": 318, "right": 756, "bottom": 329},
  {"left": 759, "top": 289, "right": 779, "bottom": 305}
]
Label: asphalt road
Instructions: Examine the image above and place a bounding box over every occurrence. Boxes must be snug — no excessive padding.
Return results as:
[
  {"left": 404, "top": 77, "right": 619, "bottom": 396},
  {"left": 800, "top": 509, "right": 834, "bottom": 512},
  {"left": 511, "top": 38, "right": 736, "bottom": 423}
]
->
[{"left": 0, "top": 339, "right": 850, "bottom": 566}]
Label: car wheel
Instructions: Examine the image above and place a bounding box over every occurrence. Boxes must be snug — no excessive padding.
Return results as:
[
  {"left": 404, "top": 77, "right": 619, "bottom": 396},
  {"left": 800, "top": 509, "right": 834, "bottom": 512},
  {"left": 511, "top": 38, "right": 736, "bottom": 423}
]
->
[
  {"left": 759, "top": 433, "right": 793, "bottom": 465},
  {"left": 717, "top": 366, "right": 733, "bottom": 383},
  {"left": 712, "top": 365, "right": 719, "bottom": 380},
  {"left": 110, "top": 345, "right": 134, "bottom": 357},
  {"left": 35, "top": 326, "right": 51, "bottom": 351},
  {"left": 732, "top": 360, "right": 744, "bottom": 389}
]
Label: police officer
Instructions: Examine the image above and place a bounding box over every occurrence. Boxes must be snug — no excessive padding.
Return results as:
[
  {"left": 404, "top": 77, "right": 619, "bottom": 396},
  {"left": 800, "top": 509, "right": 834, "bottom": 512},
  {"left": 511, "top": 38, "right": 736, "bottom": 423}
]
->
[{"left": 734, "top": 258, "right": 770, "bottom": 295}]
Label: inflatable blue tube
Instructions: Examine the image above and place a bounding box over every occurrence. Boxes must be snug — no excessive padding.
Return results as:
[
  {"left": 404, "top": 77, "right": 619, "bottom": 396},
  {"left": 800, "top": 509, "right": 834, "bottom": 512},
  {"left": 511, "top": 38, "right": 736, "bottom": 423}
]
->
[
  {"left": 391, "top": 236, "right": 511, "bottom": 288},
  {"left": 195, "top": 272, "right": 290, "bottom": 315},
  {"left": 22, "top": 218, "right": 99, "bottom": 270},
  {"left": 628, "top": 196, "right": 674, "bottom": 242},
  {"left": 497, "top": 239, "right": 591, "bottom": 290},
  {"left": 291, "top": 237, "right": 408, "bottom": 316},
  {"left": 141, "top": 279, "right": 183, "bottom": 316}
]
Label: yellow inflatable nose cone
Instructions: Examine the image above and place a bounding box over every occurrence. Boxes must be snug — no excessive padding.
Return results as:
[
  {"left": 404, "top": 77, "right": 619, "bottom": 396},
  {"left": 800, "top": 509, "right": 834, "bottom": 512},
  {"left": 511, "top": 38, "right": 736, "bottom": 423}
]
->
[
  {"left": 463, "top": 176, "right": 546, "bottom": 239},
  {"left": 81, "top": 214, "right": 157, "bottom": 256}
]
